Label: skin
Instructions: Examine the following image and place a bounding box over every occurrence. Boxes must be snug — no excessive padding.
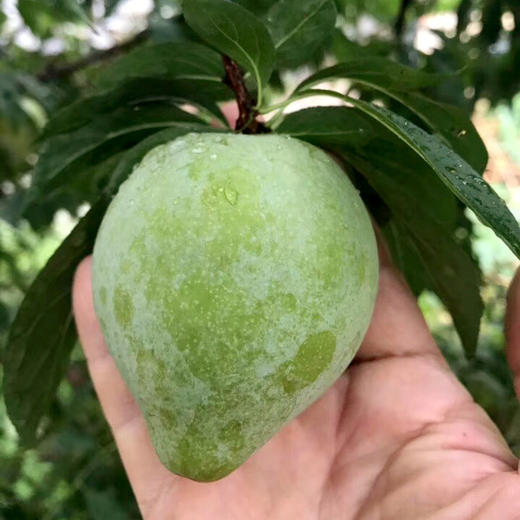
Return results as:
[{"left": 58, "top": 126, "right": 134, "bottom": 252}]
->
[{"left": 73, "top": 239, "right": 520, "bottom": 519}]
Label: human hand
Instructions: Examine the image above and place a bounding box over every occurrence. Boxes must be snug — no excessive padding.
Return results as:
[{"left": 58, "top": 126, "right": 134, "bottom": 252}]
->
[{"left": 73, "top": 240, "right": 520, "bottom": 519}]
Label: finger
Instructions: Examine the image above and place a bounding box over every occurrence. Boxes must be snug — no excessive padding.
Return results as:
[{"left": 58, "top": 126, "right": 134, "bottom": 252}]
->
[
  {"left": 357, "top": 226, "right": 439, "bottom": 361},
  {"left": 72, "top": 257, "right": 173, "bottom": 512},
  {"left": 506, "top": 267, "right": 520, "bottom": 398}
]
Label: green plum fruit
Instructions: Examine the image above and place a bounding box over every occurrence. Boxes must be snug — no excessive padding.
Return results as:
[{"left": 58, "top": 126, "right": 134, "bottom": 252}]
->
[{"left": 92, "top": 132, "right": 379, "bottom": 482}]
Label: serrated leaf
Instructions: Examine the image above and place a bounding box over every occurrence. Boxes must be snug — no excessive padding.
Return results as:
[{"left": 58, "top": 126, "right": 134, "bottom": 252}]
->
[
  {"left": 4, "top": 124, "right": 208, "bottom": 443},
  {"left": 296, "top": 58, "right": 447, "bottom": 93},
  {"left": 44, "top": 78, "right": 231, "bottom": 138},
  {"left": 2, "top": 198, "right": 109, "bottom": 445},
  {"left": 95, "top": 42, "right": 226, "bottom": 89},
  {"left": 265, "top": 0, "right": 337, "bottom": 68},
  {"left": 183, "top": 0, "right": 276, "bottom": 106},
  {"left": 342, "top": 97, "right": 520, "bottom": 259}
]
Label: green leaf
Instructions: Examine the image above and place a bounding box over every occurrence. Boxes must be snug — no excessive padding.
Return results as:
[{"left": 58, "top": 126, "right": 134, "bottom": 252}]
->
[
  {"left": 383, "top": 220, "right": 427, "bottom": 296},
  {"left": 385, "top": 218, "right": 483, "bottom": 354},
  {"left": 95, "top": 42, "right": 226, "bottom": 89},
  {"left": 43, "top": 78, "right": 231, "bottom": 138},
  {"left": 265, "top": 0, "right": 337, "bottom": 68},
  {"left": 233, "top": 0, "right": 278, "bottom": 15},
  {"left": 407, "top": 226, "right": 483, "bottom": 356},
  {"left": 183, "top": 0, "right": 276, "bottom": 106},
  {"left": 4, "top": 124, "right": 209, "bottom": 443},
  {"left": 295, "top": 58, "right": 447, "bottom": 93},
  {"left": 342, "top": 97, "right": 520, "bottom": 259},
  {"left": 33, "top": 104, "right": 204, "bottom": 192},
  {"left": 277, "top": 105, "right": 373, "bottom": 145},
  {"left": 2, "top": 198, "right": 109, "bottom": 445},
  {"left": 17, "top": 0, "right": 58, "bottom": 37},
  {"left": 290, "top": 59, "right": 486, "bottom": 174},
  {"left": 388, "top": 92, "right": 488, "bottom": 174}
]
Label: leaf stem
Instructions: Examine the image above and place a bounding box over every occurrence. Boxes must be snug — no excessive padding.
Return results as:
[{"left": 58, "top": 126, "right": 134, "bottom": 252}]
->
[{"left": 222, "top": 55, "right": 269, "bottom": 134}]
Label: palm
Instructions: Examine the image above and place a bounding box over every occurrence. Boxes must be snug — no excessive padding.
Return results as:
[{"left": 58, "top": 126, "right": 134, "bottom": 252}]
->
[{"left": 73, "top": 255, "right": 520, "bottom": 519}]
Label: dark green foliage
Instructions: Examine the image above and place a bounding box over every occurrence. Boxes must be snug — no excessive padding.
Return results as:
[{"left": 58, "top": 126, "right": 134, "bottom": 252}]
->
[
  {"left": 2, "top": 200, "right": 109, "bottom": 446},
  {"left": 265, "top": 0, "right": 337, "bottom": 68},
  {"left": 184, "top": 0, "right": 276, "bottom": 105},
  {"left": 1, "top": 0, "right": 520, "bottom": 516}
]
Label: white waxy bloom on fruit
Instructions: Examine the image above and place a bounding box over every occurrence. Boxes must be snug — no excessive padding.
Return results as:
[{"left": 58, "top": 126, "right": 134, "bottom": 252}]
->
[{"left": 92, "top": 132, "right": 378, "bottom": 482}]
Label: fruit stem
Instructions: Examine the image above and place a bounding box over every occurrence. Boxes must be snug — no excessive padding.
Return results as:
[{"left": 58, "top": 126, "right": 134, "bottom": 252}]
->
[{"left": 222, "top": 56, "right": 270, "bottom": 134}]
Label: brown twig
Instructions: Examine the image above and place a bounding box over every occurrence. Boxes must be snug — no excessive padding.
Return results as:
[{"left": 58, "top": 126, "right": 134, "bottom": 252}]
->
[
  {"left": 222, "top": 55, "right": 269, "bottom": 134},
  {"left": 37, "top": 29, "right": 150, "bottom": 82}
]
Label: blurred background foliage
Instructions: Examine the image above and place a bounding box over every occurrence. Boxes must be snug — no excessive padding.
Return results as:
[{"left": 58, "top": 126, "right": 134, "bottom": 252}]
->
[{"left": 0, "top": 0, "right": 519, "bottom": 517}]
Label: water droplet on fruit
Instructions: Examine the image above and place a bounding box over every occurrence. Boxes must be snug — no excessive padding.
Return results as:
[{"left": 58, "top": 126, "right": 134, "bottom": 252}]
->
[
  {"left": 192, "top": 148, "right": 203, "bottom": 154},
  {"left": 129, "top": 199, "right": 135, "bottom": 206},
  {"left": 210, "top": 154, "right": 217, "bottom": 160},
  {"left": 224, "top": 185, "right": 238, "bottom": 205}
]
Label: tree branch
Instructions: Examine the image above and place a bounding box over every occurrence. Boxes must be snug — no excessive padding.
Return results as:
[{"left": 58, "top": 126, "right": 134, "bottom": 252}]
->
[
  {"left": 222, "top": 55, "right": 269, "bottom": 134},
  {"left": 394, "top": 0, "right": 414, "bottom": 38},
  {"left": 37, "top": 29, "right": 149, "bottom": 82}
]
